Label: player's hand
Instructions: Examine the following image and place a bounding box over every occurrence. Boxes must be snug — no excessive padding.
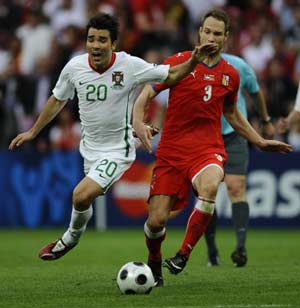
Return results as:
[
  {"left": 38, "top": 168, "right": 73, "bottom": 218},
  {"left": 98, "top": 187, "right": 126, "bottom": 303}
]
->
[
  {"left": 9, "top": 131, "right": 35, "bottom": 150},
  {"left": 257, "top": 139, "right": 292, "bottom": 154},
  {"left": 261, "top": 122, "right": 275, "bottom": 139},
  {"left": 132, "top": 121, "right": 154, "bottom": 153},
  {"left": 192, "top": 43, "right": 219, "bottom": 63}
]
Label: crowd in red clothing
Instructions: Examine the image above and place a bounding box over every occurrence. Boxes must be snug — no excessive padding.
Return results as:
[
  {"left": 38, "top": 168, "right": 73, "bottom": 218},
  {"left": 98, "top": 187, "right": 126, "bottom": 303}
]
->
[{"left": 0, "top": 0, "right": 299, "bottom": 151}]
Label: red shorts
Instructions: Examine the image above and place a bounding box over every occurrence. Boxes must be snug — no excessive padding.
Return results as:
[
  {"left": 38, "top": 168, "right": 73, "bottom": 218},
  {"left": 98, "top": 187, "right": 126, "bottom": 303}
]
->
[{"left": 149, "top": 153, "right": 225, "bottom": 210}]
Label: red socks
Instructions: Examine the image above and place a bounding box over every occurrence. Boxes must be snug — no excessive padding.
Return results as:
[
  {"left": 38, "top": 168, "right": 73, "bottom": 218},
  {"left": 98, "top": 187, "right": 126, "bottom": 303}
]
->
[
  {"left": 180, "top": 196, "right": 215, "bottom": 258},
  {"left": 145, "top": 233, "right": 166, "bottom": 262}
]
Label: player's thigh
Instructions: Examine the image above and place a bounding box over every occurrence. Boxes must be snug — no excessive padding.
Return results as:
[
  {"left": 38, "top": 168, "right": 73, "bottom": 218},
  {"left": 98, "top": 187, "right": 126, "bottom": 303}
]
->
[
  {"left": 86, "top": 152, "right": 134, "bottom": 193},
  {"left": 223, "top": 132, "right": 249, "bottom": 175},
  {"left": 225, "top": 174, "right": 247, "bottom": 202},
  {"left": 150, "top": 161, "right": 190, "bottom": 212},
  {"left": 192, "top": 165, "right": 224, "bottom": 199},
  {"left": 148, "top": 194, "right": 177, "bottom": 227},
  {"left": 223, "top": 133, "right": 248, "bottom": 202}
]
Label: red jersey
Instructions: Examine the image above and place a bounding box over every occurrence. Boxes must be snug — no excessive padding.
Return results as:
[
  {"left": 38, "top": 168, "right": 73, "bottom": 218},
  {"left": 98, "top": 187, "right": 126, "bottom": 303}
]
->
[{"left": 153, "top": 51, "right": 240, "bottom": 163}]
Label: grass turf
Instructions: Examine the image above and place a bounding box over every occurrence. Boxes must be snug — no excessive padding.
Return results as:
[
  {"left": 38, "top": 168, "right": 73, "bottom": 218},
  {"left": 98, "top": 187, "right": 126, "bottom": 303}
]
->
[{"left": 0, "top": 228, "right": 299, "bottom": 308}]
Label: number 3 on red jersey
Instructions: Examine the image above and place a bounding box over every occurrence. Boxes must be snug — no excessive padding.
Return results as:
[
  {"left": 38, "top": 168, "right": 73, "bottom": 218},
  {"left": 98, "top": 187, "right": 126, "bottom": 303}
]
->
[{"left": 203, "top": 85, "right": 212, "bottom": 102}]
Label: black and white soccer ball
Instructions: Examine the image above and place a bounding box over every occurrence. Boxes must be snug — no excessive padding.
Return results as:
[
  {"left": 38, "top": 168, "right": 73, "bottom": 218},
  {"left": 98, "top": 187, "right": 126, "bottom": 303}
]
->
[{"left": 117, "top": 261, "right": 155, "bottom": 294}]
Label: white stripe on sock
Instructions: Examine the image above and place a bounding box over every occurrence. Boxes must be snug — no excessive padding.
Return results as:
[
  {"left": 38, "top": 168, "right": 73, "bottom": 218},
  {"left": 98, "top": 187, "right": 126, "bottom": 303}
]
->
[{"left": 144, "top": 222, "right": 166, "bottom": 239}]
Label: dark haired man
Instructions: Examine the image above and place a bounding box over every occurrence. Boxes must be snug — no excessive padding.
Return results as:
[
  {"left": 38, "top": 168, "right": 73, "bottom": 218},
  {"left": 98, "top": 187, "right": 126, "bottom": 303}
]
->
[
  {"left": 133, "top": 9, "right": 291, "bottom": 284},
  {"left": 9, "top": 13, "right": 218, "bottom": 261}
]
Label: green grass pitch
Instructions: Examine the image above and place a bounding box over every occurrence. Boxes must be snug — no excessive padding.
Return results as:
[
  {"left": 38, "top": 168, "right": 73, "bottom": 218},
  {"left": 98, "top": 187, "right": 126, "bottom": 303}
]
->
[{"left": 0, "top": 228, "right": 299, "bottom": 308}]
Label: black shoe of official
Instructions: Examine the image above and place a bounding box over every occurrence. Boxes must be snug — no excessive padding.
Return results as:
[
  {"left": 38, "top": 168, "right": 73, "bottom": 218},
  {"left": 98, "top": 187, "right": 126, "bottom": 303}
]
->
[
  {"left": 207, "top": 252, "right": 220, "bottom": 267},
  {"left": 163, "top": 251, "right": 188, "bottom": 275},
  {"left": 148, "top": 260, "right": 164, "bottom": 287},
  {"left": 231, "top": 247, "right": 247, "bottom": 267}
]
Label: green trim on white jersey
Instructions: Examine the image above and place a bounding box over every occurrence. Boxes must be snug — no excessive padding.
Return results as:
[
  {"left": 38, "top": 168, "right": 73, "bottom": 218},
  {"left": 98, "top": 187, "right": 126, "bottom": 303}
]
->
[{"left": 52, "top": 51, "right": 169, "bottom": 162}]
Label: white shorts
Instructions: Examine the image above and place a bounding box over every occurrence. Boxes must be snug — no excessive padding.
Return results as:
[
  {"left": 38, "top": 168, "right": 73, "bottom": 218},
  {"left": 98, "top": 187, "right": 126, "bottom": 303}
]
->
[{"left": 84, "top": 151, "right": 135, "bottom": 193}]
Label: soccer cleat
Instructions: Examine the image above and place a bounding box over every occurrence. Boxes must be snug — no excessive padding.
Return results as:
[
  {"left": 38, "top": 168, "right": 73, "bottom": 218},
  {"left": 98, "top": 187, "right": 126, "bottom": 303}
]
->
[
  {"left": 154, "top": 276, "right": 164, "bottom": 288},
  {"left": 163, "top": 251, "right": 188, "bottom": 275},
  {"left": 207, "top": 252, "right": 220, "bottom": 267},
  {"left": 231, "top": 248, "right": 247, "bottom": 267},
  {"left": 38, "top": 238, "right": 77, "bottom": 261},
  {"left": 148, "top": 260, "right": 164, "bottom": 287}
]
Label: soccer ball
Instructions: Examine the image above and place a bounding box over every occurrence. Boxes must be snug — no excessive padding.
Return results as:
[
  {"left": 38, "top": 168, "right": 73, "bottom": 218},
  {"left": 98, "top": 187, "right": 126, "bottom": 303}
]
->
[{"left": 116, "top": 261, "right": 155, "bottom": 294}]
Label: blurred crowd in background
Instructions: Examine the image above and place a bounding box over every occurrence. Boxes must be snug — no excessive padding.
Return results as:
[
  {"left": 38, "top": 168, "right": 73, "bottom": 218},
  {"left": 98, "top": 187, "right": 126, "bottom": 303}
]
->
[{"left": 0, "top": 0, "right": 300, "bottom": 152}]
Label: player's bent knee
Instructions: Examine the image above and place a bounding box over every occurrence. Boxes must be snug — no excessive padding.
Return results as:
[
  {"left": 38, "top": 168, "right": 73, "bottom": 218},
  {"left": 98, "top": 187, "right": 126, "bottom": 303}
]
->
[
  {"left": 147, "top": 215, "right": 168, "bottom": 229},
  {"left": 227, "top": 183, "right": 246, "bottom": 200},
  {"left": 72, "top": 189, "right": 94, "bottom": 210}
]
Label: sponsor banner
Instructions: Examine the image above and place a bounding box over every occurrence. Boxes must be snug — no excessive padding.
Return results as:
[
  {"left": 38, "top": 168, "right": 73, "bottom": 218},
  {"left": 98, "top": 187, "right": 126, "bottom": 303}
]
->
[
  {"left": 0, "top": 149, "right": 84, "bottom": 227},
  {"left": 107, "top": 150, "right": 300, "bottom": 228},
  {"left": 0, "top": 149, "right": 299, "bottom": 228}
]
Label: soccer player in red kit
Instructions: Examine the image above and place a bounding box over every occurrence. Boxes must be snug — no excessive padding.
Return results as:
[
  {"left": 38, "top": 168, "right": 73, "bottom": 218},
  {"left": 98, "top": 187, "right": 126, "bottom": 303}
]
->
[{"left": 133, "top": 9, "right": 292, "bottom": 286}]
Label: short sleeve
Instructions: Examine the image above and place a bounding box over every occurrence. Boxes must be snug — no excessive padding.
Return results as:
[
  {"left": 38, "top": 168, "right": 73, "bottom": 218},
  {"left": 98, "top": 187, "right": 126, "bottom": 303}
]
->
[
  {"left": 152, "top": 52, "right": 191, "bottom": 93},
  {"left": 52, "top": 62, "right": 75, "bottom": 101},
  {"left": 129, "top": 56, "right": 169, "bottom": 85}
]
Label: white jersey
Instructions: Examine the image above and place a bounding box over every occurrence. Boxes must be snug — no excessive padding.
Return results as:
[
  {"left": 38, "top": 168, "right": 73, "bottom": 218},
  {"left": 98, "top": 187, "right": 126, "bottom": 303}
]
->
[{"left": 53, "top": 52, "right": 169, "bottom": 161}]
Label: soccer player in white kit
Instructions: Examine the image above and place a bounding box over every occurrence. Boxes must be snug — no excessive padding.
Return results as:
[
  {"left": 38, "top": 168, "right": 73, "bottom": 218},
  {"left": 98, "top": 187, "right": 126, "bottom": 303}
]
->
[{"left": 9, "top": 13, "right": 219, "bottom": 265}]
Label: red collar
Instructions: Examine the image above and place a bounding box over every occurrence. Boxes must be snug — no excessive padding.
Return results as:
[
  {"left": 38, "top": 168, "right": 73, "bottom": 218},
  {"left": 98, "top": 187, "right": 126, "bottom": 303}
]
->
[{"left": 88, "top": 52, "right": 116, "bottom": 74}]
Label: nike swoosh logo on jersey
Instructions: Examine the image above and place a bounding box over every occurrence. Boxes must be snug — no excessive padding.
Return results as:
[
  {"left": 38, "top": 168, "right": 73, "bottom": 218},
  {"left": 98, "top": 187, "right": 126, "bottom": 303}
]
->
[{"left": 79, "top": 80, "right": 90, "bottom": 85}]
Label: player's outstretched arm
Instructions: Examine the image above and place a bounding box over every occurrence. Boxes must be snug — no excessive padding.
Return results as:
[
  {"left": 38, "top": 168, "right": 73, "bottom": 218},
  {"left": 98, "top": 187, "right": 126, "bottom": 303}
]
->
[
  {"left": 9, "top": 95, "right": 67, "bottom": 150},
  {"left": 224, "top": 103, "right": 292, "bottom": 154},
  {"left": 164, "top": 43, "right": 218, "bottom": 86},
  {"left": 132, "top": 85, "right": 157, "bottom": 153}
]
